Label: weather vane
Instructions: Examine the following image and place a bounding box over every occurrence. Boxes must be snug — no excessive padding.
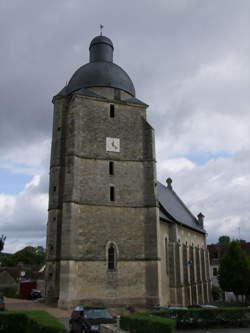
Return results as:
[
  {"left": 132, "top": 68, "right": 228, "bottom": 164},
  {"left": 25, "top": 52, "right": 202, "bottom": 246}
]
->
[{"left": 100, "top": 24, "right": 104, "bottom": 36}]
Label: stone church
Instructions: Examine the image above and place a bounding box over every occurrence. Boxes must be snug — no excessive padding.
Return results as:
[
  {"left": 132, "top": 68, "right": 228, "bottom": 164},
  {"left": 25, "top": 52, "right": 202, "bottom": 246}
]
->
[{"left": 45, "top": 34, "right": 211, "bottom": 309}]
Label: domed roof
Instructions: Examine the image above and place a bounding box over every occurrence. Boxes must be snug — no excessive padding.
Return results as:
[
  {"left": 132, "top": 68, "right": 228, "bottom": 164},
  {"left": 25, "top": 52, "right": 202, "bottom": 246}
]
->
[
  {"left": 64, "top": 35, "right": 135, "bottom": 97},
  {"left": 67, "top": 62, "right": 135, "bottom": 96},
  {"left": 89, "top": 35, "right": 113, "bottom": 49}
]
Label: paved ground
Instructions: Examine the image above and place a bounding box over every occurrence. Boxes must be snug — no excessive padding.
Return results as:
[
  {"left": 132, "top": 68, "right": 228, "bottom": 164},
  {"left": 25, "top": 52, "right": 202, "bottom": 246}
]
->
[
  {"left": 5, "top": 298, "right": 250, "bottom": 333},
  {"left": 177, "top": 329, "right": 250, "bottom": 333},
  {"left": 5, "top": 297, "right": 71, "bottom": 331}
]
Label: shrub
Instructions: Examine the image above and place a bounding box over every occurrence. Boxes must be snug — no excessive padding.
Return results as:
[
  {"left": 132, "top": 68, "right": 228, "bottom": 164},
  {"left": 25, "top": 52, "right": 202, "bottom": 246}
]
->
[
  {"left": 0, "top": 286, "right": 18, "bottom": 298},
  {"left": 212, "top": 285, "right": 223, "bottom": 301},
  {"left": 0, "top": 310, "right": 66, "bottom": 333},
  {"left": 151, "top": 307, "right": 250, "bottom": 329},
  {"left": 120, "top": 313, "right": 175, "bottom": 333}
]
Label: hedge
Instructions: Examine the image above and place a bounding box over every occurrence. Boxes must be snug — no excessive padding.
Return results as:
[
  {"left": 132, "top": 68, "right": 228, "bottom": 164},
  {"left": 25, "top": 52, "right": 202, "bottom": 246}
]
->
[
  {"left": 0, "top": 310, "right": 67, "bottom": 333},
  {"left": 150, "top": 307, "right": 250, "bottom": 329},
  {"left": 120, "top": 313, "right": 175, "bottom": 333}
]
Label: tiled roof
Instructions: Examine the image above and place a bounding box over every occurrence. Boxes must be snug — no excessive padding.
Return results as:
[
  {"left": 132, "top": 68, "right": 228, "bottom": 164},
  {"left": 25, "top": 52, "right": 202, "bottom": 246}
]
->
[{"left": 157, "top": 181, "right": 205, "bottom": 234}]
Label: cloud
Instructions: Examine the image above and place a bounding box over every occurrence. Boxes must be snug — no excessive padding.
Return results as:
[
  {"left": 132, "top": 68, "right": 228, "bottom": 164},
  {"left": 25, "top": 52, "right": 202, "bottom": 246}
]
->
[
  {"left": 158, "top": 149, "right": 250, "bottom": 243},
  {"left": 0, "top": 0, "right": 249, "bottom": 251},
  {"left": 0, "top": 174, "right": 48, "bottom": 253}
]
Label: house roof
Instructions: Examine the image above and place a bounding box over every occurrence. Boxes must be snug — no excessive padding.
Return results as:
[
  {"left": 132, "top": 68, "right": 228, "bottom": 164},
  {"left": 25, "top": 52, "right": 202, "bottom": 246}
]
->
[
  {"left": 0, "top": 264, "right": 44, "bottom": 281},
  {"left": 157, "top": 181, "right": 206, "bottom": 234}
]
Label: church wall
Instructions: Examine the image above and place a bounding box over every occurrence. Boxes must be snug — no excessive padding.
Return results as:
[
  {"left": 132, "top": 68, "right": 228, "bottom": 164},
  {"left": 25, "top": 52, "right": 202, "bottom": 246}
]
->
[
  {"left": 59, "top": 203, "right": 159, "bottom": 261},
  {"left": 159, "top": 222, "right": 171, "bottom": 305},
  {"left": 159, "top": 221, "right": 211, "bottom": 306},
  {"left": 88, "top": 87, "right": 132, "bottom": 100},
  {"left": 65, "top": 95, "right": 148, "bottom": 161},
  {"left": 57, "top": 203, "right": 160, "bottom": 308}
]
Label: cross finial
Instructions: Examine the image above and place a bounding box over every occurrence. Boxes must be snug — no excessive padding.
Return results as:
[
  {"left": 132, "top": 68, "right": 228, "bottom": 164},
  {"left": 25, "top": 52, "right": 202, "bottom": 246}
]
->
[{"left": 100, "top": 24, "right": 104, "bottom": 36}]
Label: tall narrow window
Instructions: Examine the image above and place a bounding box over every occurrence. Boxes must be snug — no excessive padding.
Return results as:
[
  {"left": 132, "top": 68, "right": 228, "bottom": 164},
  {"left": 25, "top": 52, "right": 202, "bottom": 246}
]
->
[
  {"left": 165, "top": 238, "right": 169, "bottom": 274},
  {"left": 110, "top": 186, "right": 115, "bottom": 201},
  {"left": 109, "top": 161, "right": 114, "bottom": 175},
  {"left": 108, "top": 245, "right": 115, "bottom": 270},
  {"left": 110, "top": 104, "right": 115, "bottom": 118}
]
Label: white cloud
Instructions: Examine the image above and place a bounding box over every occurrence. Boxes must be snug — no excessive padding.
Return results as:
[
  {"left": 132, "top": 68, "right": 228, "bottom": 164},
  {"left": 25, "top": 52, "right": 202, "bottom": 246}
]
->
[
  {"left": 158, "top": 150, "right": 250, "bottom": 243},
  {"left": 0, "top": 173, "right": 48, "bottom": 253},
  {"left": 0, "top": 0, "right": 249, "bottom": 251}
]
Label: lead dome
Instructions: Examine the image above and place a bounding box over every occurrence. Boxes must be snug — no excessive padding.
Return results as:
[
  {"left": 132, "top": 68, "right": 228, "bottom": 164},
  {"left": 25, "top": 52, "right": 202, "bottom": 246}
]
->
[{"left": 60, "top": 35, "right": 135, "bottom": 97}]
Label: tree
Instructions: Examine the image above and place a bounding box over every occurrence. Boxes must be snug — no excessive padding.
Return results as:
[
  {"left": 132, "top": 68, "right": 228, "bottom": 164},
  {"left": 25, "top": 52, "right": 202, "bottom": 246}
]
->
[
  {"left": 218, "top": 241, "right": 250, "bottom": 300},
  {"left": 4, "top": 246, "right": 46, "bottom": 266},
  {"left": 34, "top": 246, "right": 46, "bottom": 265},
  {"left": 0, "top": 235, "right": 6, "bottom": 252},
  {"left": 218, "top": 235, "right": 230, "bottom": 245}
]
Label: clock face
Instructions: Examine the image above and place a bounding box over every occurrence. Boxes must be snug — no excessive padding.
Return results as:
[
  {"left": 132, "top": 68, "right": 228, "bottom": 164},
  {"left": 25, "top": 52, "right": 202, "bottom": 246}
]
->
[{"left": 106, "top": 137, "right": 120, "bottom": 152}]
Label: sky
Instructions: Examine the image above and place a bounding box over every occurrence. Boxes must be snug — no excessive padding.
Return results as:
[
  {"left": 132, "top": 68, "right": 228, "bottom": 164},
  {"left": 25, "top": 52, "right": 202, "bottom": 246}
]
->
[{"left": 0, "top": 0, "right": 249, "bottom": 253}]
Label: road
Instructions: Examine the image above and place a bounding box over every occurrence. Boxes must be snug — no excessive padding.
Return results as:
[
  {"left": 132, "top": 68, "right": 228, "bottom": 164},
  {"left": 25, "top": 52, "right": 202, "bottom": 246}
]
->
[{"left": 177, "top": 329, "right": 250, "bottom": 333}]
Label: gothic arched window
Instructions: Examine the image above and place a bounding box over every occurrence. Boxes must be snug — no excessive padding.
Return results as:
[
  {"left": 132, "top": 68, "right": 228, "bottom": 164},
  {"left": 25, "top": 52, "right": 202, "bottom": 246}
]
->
[{"left": 107, "top": 243, "right": 118, "bottom": 271}]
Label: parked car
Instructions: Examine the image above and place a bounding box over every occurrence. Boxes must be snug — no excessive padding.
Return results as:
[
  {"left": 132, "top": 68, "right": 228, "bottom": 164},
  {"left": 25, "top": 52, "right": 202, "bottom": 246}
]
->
[
  {"left": 69, "top": 306, "right": 116, "bottom": 333},
  {"left": 152, "top": 305, "right": 169, "bottom": 311},
  {"left": 0, "top": 296, "right": 5, "bottom": 311},
  {"left": 152, "top": 305, "right": 188, "bottom": 311},
  {"left": 188, "top": 304, "right": 218, "bottom": 309},
  {"left": 200, "top": 304, "right": 218, "bottom": 309},
  {"left": 30, "top": 289, "right": 42, "bottom": 299}
]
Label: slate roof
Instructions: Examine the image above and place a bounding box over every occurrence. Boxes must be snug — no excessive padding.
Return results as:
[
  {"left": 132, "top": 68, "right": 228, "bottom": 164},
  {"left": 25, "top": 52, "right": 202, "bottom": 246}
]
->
[
  {"left": 157, "top": 181, "right": 205, "bottom": 234},
  {"left": 123, "top": 97, "right": 148, "bottom": 107}
]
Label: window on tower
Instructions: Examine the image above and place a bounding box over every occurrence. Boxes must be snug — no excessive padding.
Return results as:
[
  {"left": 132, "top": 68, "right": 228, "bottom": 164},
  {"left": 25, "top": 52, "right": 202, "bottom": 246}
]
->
[
  {"left": 107, "top": 244, "right": 117, "bottom": 271},
  {"left": 110, "top": 104, "right": 115, "bottom": 118},
  {"left": 110, "top": 186, "right": 115, "bottom": 201},
  {"left": 109, "top": 161, "right": 114, "bottom": 175}
]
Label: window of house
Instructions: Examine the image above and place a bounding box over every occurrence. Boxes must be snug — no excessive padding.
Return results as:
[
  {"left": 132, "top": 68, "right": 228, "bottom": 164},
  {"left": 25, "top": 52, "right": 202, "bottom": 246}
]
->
[
  {"left": 53, "top": 186, "right": 56, "bottom": 192},
  {"left": 213, "top": 267, "right": 218, "bottom": 276},
  {"left": 108, "top": 245, "right": 115, "bottom": 271},
  {"left": 110, "top": 104, "right": 115, "bottom": 118},
  {"left": 214, "top": 251, "right": 218, "bottom": 259},
  {"left": 110, "top": 186, "right": 115, "bottom": 201},
  {"left": 109, "top": 161, "right": 114, "bottom": 175}
]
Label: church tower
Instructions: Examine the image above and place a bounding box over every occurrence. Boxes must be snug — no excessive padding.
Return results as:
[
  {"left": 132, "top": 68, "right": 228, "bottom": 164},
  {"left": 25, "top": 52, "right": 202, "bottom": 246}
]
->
[{"left": 46, "top": 35, "right": 160, "bottom": 308}]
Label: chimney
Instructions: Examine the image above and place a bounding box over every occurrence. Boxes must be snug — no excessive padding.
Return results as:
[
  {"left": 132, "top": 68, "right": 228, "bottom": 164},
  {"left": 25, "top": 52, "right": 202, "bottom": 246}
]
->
[
  {"left": 166, "top": 177, "right": 173, "bottom": 190},
  {"left": 197, "top": 212, "right": 205, "bottom": 227}
]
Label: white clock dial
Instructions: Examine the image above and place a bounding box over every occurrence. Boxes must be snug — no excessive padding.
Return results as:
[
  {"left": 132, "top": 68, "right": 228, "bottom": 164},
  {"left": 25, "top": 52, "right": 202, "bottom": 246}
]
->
[{"left": 106, "top": 137, "right": 120, "bottom": 152}]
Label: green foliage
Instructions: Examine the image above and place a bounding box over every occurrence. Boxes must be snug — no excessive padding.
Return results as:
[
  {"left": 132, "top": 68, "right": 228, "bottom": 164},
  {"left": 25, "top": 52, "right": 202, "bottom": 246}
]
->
[
  {"left": 0, "top": 246, "right": 46, "bottom": 267},
  {"left": 0, "top": 252, "right": 15, "bottom": 267},
  {"left": 212, "top": 285, "right": 223, "bottom": 301},
  {"left": 218, "top": 241, "right": 250, "bottom": 295},
  {"left": 151, "top": 307, "right": 250, "bottom": 329},
  {"left": 120, "top": 313, "right": 175, "bottom": 333},
  {"left": 0, "top": 310, "right": 66, "bottom": 333},
  {"left": 0, "top": 234, "right": 6, "bottom": 252},
  {"left": 218, "top": 235, "right": 230, "bottom": 245},
  {"left": 0, "top": 286, "right": 18, "bottom": 298}
]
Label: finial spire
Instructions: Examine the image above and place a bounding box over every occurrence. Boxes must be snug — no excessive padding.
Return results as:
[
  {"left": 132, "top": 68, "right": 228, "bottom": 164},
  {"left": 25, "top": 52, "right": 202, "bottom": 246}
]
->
[
  {"left": 166, "top": 177, "right": 173, "bottom": 190},
  {"left": 100, "top": 24, "right": 104, "bottom": 36}
]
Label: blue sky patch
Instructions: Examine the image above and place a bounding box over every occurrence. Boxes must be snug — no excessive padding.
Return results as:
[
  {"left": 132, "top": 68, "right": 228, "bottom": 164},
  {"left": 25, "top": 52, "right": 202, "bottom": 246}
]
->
[
  {"left": 184, "top": 151, "right": 232, "bottom": 165},
  {"left": 0, "top": 168, "right": 32, "bottom": 195}
]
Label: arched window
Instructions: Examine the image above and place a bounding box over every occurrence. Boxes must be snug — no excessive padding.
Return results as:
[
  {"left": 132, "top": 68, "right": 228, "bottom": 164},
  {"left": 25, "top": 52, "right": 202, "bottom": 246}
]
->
[
  {"left": 108, "top": 245, "right": 115, "bottom": 270},
  {"left": 107, "top": 243, "right": 118, "bottom": 271}
]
